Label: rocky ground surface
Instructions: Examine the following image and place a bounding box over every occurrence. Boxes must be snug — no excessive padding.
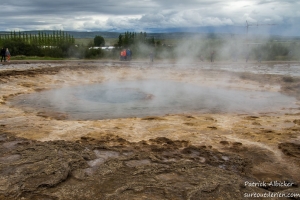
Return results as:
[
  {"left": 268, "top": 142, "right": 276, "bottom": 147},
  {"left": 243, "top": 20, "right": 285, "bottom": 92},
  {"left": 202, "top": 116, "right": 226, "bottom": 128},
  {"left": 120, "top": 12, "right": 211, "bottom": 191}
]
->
[{"left": 0, "top": 60, "right": 300, "bottom": 199}]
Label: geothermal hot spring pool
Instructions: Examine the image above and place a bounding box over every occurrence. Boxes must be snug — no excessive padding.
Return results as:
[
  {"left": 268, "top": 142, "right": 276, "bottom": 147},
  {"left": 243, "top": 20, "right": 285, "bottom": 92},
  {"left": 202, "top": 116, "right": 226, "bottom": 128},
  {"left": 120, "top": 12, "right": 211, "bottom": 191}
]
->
[{"left": 11, "top": 80, "right": 296, "bottom": 120}]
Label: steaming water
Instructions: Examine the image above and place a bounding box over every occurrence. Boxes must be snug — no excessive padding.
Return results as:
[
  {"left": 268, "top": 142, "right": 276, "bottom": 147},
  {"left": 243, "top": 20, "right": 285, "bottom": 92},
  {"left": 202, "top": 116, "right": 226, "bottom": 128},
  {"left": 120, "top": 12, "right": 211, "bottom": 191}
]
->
[
  {"left": 217, "top": 64, "right": 300, "bottom": 76},
  {"left": 175, "top": 63, "right": 300, "bottom": 77},
  {"left": 11, "top": 80, "right": 296, "bottom": 120}
]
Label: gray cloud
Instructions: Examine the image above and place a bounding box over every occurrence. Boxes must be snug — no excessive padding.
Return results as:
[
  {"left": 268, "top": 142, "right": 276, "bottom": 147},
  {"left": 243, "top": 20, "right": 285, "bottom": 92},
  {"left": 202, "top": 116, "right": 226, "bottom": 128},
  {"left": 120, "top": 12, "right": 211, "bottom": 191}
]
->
[{"left": 0, "top": 0, "right": 299, "bottom": 36}]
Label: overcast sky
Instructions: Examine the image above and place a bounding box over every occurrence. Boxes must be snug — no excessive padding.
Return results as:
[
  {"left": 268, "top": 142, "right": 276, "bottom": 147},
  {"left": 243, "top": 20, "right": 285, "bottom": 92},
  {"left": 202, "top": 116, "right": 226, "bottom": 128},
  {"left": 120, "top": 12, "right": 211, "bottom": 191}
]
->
[{"left": 1, "top": 0, "right": 299, "bottom": 35}]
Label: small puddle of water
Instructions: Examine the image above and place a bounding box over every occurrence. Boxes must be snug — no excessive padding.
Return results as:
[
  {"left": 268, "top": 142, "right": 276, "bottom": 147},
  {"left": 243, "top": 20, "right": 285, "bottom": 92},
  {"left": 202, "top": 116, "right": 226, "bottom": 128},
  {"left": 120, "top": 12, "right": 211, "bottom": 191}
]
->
[{"left": 86, "top": 150, "right": 120, "bottom": 167}]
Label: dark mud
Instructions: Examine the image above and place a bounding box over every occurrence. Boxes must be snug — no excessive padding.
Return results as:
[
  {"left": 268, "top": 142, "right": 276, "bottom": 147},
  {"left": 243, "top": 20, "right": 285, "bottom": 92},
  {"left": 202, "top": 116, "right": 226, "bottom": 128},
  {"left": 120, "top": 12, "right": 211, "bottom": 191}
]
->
[
  {"left": 279, "top": 142, "right": 300, "bottom": 160},
  {"left": 1, "top": 132, "right": 299, "bottom": 200}
]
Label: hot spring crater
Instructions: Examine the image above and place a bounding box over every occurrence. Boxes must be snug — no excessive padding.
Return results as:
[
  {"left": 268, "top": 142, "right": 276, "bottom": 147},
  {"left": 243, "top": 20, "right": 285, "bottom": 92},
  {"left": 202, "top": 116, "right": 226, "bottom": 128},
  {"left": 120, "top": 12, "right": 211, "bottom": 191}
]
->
[{"left": 11, "top": 80, "right": 296, "bottom": 120}]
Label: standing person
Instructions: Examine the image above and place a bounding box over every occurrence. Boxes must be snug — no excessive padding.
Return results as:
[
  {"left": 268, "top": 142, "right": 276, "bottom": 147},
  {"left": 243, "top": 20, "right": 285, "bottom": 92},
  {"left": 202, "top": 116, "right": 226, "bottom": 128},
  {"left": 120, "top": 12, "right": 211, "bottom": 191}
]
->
[
  {"left": 210, "top": 51, "right": 215, "bottom": 62},
  {"left": 123, "top": 49, "right": 127, "bottom": 60},
  {"left": 246, "top": 52, "right": 250, "bottom": 63},
  {"left": 245, "top": 47, "right": 250, "bottom": 63},
  {"left": 288, "top": 50, "right": 293, "bottom": 61},
  {"left": 199, "top": 55, "right": 204, "bottom": 62},
  {"left": 5, "top": 48, "right": 10, "bottom": 62},
  {"left": 120, "top": 50, "right": 123, "bottom": 61},
  {"left": 129, "top": 49, "right": 132, "bottom": 60},
  {"left": 232, "top": 51, "right": 237, "bottom": 62},
  {"left": 0, "top": 47, "right": 5, "bottom": 62},
  {"left": 258, "top": 54, "right": 262, "bottom": 63},
  {"left": 126, "top": 49, "right": 131, "bottom": 61},
  {"left": 120, "top": 49, "right": 126, "bottom": 61},
  {"left": 149, "top": 52, "right": 154, "bottom": 62}
]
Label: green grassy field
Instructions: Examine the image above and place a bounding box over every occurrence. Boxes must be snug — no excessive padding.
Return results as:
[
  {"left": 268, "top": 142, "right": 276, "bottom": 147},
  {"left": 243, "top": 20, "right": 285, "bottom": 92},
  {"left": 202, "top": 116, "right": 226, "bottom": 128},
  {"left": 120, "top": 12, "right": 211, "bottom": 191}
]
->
[{"left": 12, "top": 55, "right": 65, "bottom": 60}]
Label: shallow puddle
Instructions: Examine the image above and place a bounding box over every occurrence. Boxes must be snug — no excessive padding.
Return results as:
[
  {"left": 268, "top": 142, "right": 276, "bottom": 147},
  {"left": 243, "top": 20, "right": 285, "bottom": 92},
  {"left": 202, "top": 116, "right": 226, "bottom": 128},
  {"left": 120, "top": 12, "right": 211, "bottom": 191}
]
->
[
  {"left": 10, "top": 80, "right": 297, "bottom": 120},
  {"left": 87, "top": 150, "right": 120, "bottom": 167}
]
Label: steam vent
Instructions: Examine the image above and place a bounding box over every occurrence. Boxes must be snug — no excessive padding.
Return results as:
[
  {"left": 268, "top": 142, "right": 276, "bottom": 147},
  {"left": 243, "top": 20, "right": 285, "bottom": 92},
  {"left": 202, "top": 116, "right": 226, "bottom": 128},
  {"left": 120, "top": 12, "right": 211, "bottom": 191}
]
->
[{"left": 1, "top": 61, "right": 300, "bottom": 199}]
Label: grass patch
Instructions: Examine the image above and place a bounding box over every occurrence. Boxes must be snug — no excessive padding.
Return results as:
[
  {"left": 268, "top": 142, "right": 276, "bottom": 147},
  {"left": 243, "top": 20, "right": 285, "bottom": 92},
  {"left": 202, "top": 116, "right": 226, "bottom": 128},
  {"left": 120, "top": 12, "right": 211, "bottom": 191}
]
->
[{"left": 12, "top": 56, "right": 65, "bottom": 60}]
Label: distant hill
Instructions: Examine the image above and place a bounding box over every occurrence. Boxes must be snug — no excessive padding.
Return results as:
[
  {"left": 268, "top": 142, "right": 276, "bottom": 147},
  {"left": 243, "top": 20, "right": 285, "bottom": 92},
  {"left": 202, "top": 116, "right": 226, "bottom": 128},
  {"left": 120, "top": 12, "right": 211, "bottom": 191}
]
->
[
  {"left": 0, "top": 30, "right": 217, "bottom": 39},
  {"left": 1, "top": 29, "right": 299, "bottom": 40},
  {"left": 0, "top": 31, "right": 121, "bottom": 39}
]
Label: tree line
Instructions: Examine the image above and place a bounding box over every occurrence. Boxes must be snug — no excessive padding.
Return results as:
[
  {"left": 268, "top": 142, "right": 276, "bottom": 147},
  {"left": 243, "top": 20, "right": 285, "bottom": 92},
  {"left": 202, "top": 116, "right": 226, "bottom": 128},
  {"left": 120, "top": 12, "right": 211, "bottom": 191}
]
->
[
  {"left": 117, "top": 31, "right": 156, "bottom": 47},
  {"left": 85, "top": 32, "right": 159, "bottom": 59},
  {"left": 0, "top": 30, "right": 298, "bottom": 61},
  {"left": 0, "top": 30, "right": 74, "bottom": 46},
  {"left": 0, "top": 31, "right": 75, "bottom": 58}
]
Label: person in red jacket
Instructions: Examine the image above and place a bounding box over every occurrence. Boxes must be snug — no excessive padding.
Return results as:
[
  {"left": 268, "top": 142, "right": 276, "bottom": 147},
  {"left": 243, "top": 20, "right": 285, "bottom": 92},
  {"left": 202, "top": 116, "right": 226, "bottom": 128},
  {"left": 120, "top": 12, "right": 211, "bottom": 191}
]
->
[
  {"left": 120, "top": 49, "right": 127, "bottom": 61},
  {"left": 5, "top": 48, "right": 10, "bottom": 62}
]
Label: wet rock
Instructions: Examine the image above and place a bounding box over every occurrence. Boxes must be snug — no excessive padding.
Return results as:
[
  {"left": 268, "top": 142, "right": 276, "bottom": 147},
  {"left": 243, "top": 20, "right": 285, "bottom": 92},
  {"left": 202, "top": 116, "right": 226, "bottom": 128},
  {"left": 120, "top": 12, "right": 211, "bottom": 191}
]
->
[
  {"left": 278, "top": 142, "right": 300, "bottom": 159},
  {"left": 220, "top": 141, "right": 230, "bottom": 145},
  {"left": 232, "top": 142, "right": 243, "bottom": 146},
  {"left": 207, "top": 126, "right": 217, "bottom": 129},
  {"left": 185, "top": 115, "right": 196, "bottom": 119},
  {"left": 261, "top": 129, "right": 274, "bottom": 133},
  {"left": 252, "top": 121, "right": 261, "bottom": 126},
  {"left": 141, "top": 116, "right": 165, "bottom": 120},
  {"left": 293, "top": 119, "right": 300, "bottom": 125},
  {"left": 184, "top": 122, "right": 197, "bottom": 126},
  {"left": 37, "top": 111, "right": 68, "bottom": 120},
  {"left": 205, "top": 117, "right": 216, "bottom": 121},
  {"left": 244, "top": 116, "right": 259, "bottom": 120}
]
